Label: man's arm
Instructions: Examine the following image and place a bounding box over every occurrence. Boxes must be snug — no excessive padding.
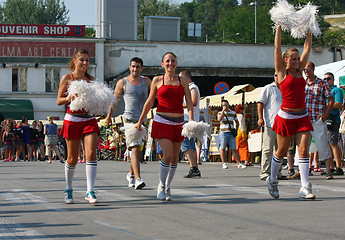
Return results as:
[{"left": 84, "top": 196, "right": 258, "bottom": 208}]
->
[
  {"left": 105, "top": 78, "right": 125, "bottom": 126},
  {"left": 321, "top": 96, "right": 334, "bottom": 122},
  {"left": 257, "top": 102, "right": 265, "bottom": 127},
  {"left": 183, "top": 88, "right": 198, "bottom": 108}
]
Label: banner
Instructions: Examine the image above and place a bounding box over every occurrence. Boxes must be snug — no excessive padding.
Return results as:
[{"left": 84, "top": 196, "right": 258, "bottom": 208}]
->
[
  {"left": 0, "top": 41, "right": 95, "bottom": 64},
  {"left": 0, "top": 24, "right": 85, "bottom": 37}
]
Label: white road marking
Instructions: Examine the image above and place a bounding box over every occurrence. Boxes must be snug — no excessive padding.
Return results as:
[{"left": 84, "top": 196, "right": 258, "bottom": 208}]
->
[{"left": 0, "top": 217, "right": 43, "bottom": 238}]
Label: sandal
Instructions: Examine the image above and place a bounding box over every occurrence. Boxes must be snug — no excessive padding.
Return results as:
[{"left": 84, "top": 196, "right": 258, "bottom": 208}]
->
[
  {"left": 277, "top": 175, "right": 288, "bottom": 180},
  {"left": 314, "top": 168, "right": 324, "bottom": 173}
]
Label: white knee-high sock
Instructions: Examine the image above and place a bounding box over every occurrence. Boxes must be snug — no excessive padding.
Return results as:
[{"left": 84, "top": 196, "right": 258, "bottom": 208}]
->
[
  {"left": 166, "top": 163, "right": 178, "bottom": 189},
  {"left": 299, "top": 158, "right": 309, "bottom": 188},
  {"left": 65, "top": 162, "right": 76, "bottom": 190},
  {"left": 159, "top": 160, "right": 170, "bottom": 187},
  {"left": 270, "top": 155, "right": 283, "bottom": 182},
  {"left": 86, "top": 161, "right": 97, "bottom": 192}
]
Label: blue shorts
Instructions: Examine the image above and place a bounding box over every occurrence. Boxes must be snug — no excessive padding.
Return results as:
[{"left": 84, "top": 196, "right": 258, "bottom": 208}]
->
[
  {"left": 180, "top": 137, "right": 196, "bottom": 153},
  {"left": 219, "top": 132, "right": 236, "bottom": 150},
  {"left": 157, "top": 143, "right": 162, "bottom": 154}
]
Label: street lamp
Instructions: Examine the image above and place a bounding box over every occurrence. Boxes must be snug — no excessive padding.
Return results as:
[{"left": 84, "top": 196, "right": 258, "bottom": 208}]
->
[{"left": 250, "top": 1, "right": 257, "bottom": 44}]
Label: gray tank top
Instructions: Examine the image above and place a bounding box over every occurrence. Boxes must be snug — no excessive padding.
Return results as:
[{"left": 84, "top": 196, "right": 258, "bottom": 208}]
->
[{"left": 123, "top": 76, "right": 148, "bottom": 121}]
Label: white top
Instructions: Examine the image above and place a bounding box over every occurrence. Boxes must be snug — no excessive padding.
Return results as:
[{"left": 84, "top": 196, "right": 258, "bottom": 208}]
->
[
  {"left": 183, "top": 82, "right": 200, "bottom": 122},
  {"left": 257, "top": 82, "right": 282, "bottom": 128},
  {"left": 235, "top": 114, "right": 246, "bottom": 131}
]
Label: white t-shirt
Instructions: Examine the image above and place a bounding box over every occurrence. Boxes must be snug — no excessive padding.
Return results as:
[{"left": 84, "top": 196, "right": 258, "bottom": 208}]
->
[
  {"left": 257, "top": 82, "right": 282, "bottom": 128},
  {"left": 183, "top": 82, "right": 200, "bottom": 122},
  {"left": 235, "top": 114, "right": 246, "bottom": 131}
]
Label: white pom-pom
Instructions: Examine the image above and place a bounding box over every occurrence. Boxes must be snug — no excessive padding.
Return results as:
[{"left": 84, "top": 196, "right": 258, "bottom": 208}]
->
[
  {"left": 269, "top": 0, "right": 298, "bottom": 32},
  {"left": 182, "top": 121, "right": 210, "bottom": 143},
  {"left": 291, "top": 3, "right": 321, "bottom": 38},
  {"left": 123, "top": 123, "right": 147, "bottom": 146},
  {"left": 68, "top": 80, "right": 117, "bottom": 116}
]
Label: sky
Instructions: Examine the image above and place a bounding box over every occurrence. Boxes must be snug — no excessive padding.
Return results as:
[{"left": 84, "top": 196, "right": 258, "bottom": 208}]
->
[
  {"left": 64, "top": 0, "right": 193, "bottom": 26},
  {"left": 0, "top": 0, "right": 194, "bottom": 26}
]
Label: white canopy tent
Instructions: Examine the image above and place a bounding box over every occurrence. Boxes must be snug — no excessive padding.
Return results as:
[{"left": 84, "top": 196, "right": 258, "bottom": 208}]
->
[{"left": 314, "top": 60, "right": 345, "bottom": 86}]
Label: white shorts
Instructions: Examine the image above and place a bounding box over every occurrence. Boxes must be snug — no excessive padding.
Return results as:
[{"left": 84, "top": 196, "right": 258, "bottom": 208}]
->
[{"left": 310, "top": 118, "right": 331, "bottom": 161}]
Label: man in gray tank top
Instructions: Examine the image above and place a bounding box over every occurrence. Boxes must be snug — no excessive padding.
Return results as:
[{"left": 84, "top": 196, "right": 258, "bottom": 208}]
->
[{"left": 106, "top": 57, "right": 151, "bottom": 189}]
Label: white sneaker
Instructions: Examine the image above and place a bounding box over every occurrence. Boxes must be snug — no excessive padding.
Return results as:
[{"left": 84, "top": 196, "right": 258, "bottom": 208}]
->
[
  {"left": 298, "top": 182, "right": 316, "bottom": 199},
  {"left": 64, "top": 189, "right": 74, "bottom": 204},
  {"left": 222, "top": 163, "right": 228, "bottom": 169},
  {"left": 126, "top": 172, "right": 135, "bottom": 187},
  {"left": 166, "top": 187, "right": 171, "bottom": 201},
  {"left": 157, "top": 184, "right": 166, "bottom": 200},
  {"left": 135, "top": 178, "right": 146, "bottom": 189},
  {"left": 85, "top": 191, "right": 98, "bottom": 204},
  {"left": 267, "top": 177, "right": 279, "bottom": 199},
  {"left": 237, "top": 163, "right": 247, "bottom": 169}
]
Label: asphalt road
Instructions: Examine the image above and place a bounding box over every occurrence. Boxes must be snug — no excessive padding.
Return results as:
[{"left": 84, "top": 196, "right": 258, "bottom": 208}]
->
[{"left": 1, "top": 160, "right": 345, "bottom": 240}]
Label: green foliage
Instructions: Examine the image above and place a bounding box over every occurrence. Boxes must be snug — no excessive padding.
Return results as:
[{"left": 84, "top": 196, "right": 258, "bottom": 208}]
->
[
  {"left": 0, "top": 0, "right": 69, "bottom": 24},
  {"left": 136, "top": 0, "right": 345, "bottom": 46},
  {"left": 137, "top": 0, "right": 180, "bottom": 40},
  {"left": 85, "top": 27, "right": 95, "bottom": 38}
]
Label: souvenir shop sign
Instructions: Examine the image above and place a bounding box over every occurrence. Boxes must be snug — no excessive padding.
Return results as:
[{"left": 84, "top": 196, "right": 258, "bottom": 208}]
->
[
  {"left": 0, "top": 41, "right": 95, "bottom": 64},
  {"left": 0, "top": 24, "right": 85, "bottom": 37}
]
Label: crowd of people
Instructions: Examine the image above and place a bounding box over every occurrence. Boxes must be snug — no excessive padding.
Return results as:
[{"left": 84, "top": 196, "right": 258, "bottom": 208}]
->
[{"left": 0, "top": 116, "right": 65, "bottom": 163}]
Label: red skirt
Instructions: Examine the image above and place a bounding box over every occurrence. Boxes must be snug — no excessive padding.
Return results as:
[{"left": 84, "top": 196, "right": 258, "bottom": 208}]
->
[
  {"left": 60, "top": 118, "right": 100, "bottom": 139},
  {"left": 151, "top": 120, "right": 184, "bottom": 142},
  {"left": 272, "top": 114, "right": 313, "bottom": 136}
]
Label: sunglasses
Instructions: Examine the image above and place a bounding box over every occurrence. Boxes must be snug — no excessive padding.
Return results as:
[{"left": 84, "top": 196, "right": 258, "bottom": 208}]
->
[
  {"left": 303, "top": 68, "right": 311, "bottom": 72},
  {"left": 324, "top": 77, "right": 332, "bottom": 81},
  {"left": 274, "top": 74, "right": 278, "bottom": 77}
]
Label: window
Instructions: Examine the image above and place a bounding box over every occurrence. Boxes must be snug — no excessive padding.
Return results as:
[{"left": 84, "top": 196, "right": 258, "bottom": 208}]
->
[
  {"left": 12, "top": 68, "right": 27, "bottom": 92},
  {"left": 45, "top": 68, "right": 60, "bottom": 92}
]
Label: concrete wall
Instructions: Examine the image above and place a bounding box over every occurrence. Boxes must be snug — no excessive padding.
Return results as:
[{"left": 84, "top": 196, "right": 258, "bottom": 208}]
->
[
  {"left": 0, "top": 68, "right": 12, "bottom": 92},
  {"left": 104, "top": 41, "right": 340, "bottom": 79}
]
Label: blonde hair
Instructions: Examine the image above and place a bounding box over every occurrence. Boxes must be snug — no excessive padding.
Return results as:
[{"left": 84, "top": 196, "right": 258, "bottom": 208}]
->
[
  {"left": 47, "top": 115, "right": 54, "bottom": 123},
  {"left": 282, "top": 48, "right": 299, "bottom": 67}
]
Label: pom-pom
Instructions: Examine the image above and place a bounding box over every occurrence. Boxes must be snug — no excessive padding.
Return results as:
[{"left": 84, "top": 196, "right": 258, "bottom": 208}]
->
[
  {"left": 270, "top": 0, "right": 321, "bottom": 39},
  {"left": 182, "top": 121, "right": 210, "bottom": 143},
  {"left": 123, "top": 123, "right": 147, "bottom": 146},
  {"left": 269, "top": 0, "right": 297, "bottom": 32},
  {"left": 291, "top": 3, "right": 321, "bottom": 38},
  {"left": 68, "top": 80, "right": 117, "bottom": 116}
]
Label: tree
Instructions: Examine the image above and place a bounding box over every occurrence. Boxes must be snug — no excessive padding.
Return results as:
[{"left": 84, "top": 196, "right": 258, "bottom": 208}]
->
[
  {"left": 0, "top": 0, "right": 69, "bottom": 25},
  {"left": 137, "top": 0, "right": 180, "bottom": 40}
]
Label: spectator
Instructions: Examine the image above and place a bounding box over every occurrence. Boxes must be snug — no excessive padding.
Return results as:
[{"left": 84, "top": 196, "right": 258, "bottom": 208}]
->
[
  {"left": 14, "top": 121, "right": 24, "bottom": 161},
  {"left": 234, "top": 104, "right": 251, "bottom": 166},
  {"left": 324, "top": 72, "right": 344, "bottom": 175},
  {"left": 179, "top": 70, "right": 201, "bottom": 178},
  {"left": 305, "top": 62, "right": 334, "bottom": 179},
  {"left": 217, "top": 99, "right": 246, "bottom": 169},
  {"left": 257, "top": 76, "right": 285, "bottom": 180},
  {"left": 30, "top": 120, "right": 39, "bottom": 161},
  {"left": 22, "top": 116, "right": 31, "bottom": 161},
  {"left": 37, "top": 121, "right": 45, "bottom": 161},
  {"left": 44, "top": 115, "right": 64, "bottom": 164},
  {"left": 2, "top": 124, "right": 14, "bottom": 161}
]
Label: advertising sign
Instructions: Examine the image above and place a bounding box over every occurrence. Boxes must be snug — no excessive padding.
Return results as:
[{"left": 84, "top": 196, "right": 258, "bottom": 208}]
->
[{"left": 0, "top": 24, "right": 85, "bottom": 37}]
